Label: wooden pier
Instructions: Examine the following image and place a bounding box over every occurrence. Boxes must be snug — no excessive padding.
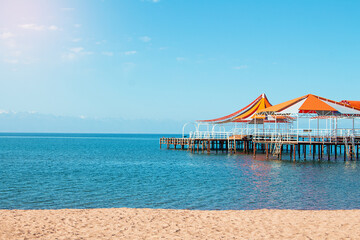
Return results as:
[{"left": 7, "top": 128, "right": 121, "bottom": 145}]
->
[{"left": 160, "top": 135, "right": 360, "bottom": 162}]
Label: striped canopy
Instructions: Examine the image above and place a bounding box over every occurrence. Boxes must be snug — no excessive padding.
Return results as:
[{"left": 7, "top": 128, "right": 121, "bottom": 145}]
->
[
  {"left": 197, "top": 93, "right": 273, "bottom": 124},
  {"left": 258, "top": 94, "right": 360, "bottom": 117},
  {"left": 340, "top": 100, "right": 360, "bottom": 109}
]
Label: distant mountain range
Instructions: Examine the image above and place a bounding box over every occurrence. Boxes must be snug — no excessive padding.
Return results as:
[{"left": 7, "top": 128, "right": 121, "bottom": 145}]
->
[{"left": 0, "top": 111, "right": 185, "bottom": 133}]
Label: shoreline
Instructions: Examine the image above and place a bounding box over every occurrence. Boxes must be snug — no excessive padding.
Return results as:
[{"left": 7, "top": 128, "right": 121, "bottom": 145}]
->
[{"left": 1, "top": 208, "right": 360, "bottom": 239}]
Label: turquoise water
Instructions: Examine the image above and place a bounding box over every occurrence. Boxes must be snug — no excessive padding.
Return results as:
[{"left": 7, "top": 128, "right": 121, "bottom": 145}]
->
[{"left": 1, "top": 133, "right": 360, "bottom": 210}]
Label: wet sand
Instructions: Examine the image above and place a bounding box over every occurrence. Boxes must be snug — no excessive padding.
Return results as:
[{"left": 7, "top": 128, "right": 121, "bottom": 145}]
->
[{"left": 1, "top": 208, "right": 360, "bottom": 239}]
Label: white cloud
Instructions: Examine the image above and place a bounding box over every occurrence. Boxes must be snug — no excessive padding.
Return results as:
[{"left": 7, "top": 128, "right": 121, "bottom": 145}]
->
[
  {"left": 74, "top": 24, "right": 82, "bottom": 28},
  {"left": 72, "top": 38, "right": 82, "bottom": 42},
  {"left": 124, "top": 50, "right": 137, "bottom": 55},
  {"left": 18, "top": 24, "right": 45, "bottom": 31},
  {"left": 176, "top": 57, "right": 185, "bottom": 62},
  {"left": 18, "top": 24, "right": 59, "bottom": 31},
  {"left": 96, "top": 40, "right": 106, "bottom": 45},
  {"left": 48, "top": 25, "right": 59, "bottom": 31},
  {"left": 0, "top": 110, "right": 9, "bottom": 114},
  {"left": 159, "top": 47, "right": 168, "bottom": 50},
  {"left": 70, "top": 47, "right": 84, "bottom": 53},
  {"left": 11, "top": 50, "right": 22, "bottom": 57},
  {"left": 82, "top": 51, "right": 94, "bottom": 55},
  {"left": 62, "top": 47, "right": 93, "bottom": 61},
  {"left": 233, "top": 65, "right": 248, "bottom": 70},
  {"left": 62, "top": 52, "right": 76, "bottom": 60},
  {"left": 3, "top": 59, "right": 19, "bottom": 64},
  {"left": 139, "top": 36, "right": 151, "bottom": 42},
  {"left": 0, "top": 32, "right": 14, "bottom": 39},
  {"left": 102, "top": 51, "right": 114, "bottom": 56}
]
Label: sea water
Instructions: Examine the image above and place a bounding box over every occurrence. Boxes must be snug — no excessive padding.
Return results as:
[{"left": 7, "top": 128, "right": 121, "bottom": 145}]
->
[{"left": 1, "top": 133, "right": 360, "bottom": 210}]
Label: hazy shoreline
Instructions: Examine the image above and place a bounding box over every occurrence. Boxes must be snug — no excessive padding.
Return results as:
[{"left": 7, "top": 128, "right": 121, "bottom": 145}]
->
[{"left": 1, "top": 208, "right": 360, "bottom": 239}]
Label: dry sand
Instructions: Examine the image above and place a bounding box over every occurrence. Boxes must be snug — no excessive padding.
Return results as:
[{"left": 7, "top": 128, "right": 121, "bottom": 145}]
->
[{"left": 1, "top": 208, "right": 360, "bottom": 239}]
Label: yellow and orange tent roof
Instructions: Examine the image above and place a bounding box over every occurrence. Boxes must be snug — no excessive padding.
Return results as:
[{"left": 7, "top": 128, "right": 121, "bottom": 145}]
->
[{"left": 197, "top": 93, "right": 273, "bottom": 123}]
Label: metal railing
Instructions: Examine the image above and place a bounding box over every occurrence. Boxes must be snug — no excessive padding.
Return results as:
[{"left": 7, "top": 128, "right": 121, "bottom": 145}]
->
[{"left": 189, "top": 128, "right": 360, "bottom": 142}]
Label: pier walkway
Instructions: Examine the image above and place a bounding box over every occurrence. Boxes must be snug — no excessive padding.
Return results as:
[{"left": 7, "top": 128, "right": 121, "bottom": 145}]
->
[{"left": 160, "top": 129, "right": 360, "bottom": 161}]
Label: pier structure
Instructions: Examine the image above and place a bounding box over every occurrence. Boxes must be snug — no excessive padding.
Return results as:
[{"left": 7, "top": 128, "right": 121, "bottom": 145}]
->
[{"left": 160, "top": 94, "right": 360, "bottom": 161}]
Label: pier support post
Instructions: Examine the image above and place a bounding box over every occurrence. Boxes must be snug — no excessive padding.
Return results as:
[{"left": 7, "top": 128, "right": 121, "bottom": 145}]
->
[
  {"left": 266, "top": 143, "right": 269, "bottom": 160},
  {"left": 253, "top": 143, "right": 256, "bottom": 158},
  {"left": 335, "top": 144, "right": 337, "bottom": 159},
  {"left": 313, "top": 144, "right": 315, "bottom": 160},
  {"left": 293, "top": 145, "right": 296, "bottom": 162}
]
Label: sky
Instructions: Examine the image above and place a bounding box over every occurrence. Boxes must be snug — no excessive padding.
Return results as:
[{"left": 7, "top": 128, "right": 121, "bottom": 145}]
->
[{"left": 0, "top": 0, "right": 360, "bottom": 133}]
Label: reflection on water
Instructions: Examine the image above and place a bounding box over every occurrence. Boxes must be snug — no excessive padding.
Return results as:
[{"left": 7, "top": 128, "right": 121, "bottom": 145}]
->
[{"left": 1, "top": 133, "right": 360, "bottom": 210}]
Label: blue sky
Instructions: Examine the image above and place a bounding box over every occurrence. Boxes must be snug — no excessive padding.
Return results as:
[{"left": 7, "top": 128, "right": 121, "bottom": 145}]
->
[{"left": 0, "top": 0, "right": 359, "bottom": 132}]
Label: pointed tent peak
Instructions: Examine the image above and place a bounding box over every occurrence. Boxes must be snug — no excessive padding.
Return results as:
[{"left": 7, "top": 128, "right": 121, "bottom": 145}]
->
[
  {"left": 197, "top": 93, "right": 271, "bottom": 123},
  {"left": 232, "top": 96, "right": 272, "bottom": 122},
  {"left": 257, "top": 94, "right": 308, "bottom": 114},
  {"left": 299, "top": 94, "right": 338, "bottom": 113},
  {"left": 259, "top": 93, "right": 360, "bottom": 116}
]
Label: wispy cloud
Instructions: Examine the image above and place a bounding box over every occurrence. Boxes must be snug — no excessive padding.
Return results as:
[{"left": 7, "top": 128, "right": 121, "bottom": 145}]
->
[
  {"left": 233, "top": 65, "right": 248, "bottom": 70},
  {"left": 139, "top": 36, "right": 151, "bottom": 42},
  {"left": 18, "top": 24, "right": 59, "bottom": 31},
  {"left": 0, "top": 32, "right": 14, "bottom": 39},
  {"left": 102, "top": 52, "right": 114, "bottom": 56},
  {"left": 18, "top": 24, "right": 45, "bottom": 31},
  {"left": 0, "top": 110, "right": 9, "bottom": 114},
  {"left": 70, "top": 47, "right": 84, "bottom": 53},
  {"left": 48, "top": 25, "right": 59, "bottom": 31},
  {"left": 74, "top": 24, "right": 82, "bottom": 28},
  {"left": 124, "top": 50, "right": 137, "bottom": 55},
  {"left": 3, "top": 59, "right": 19, "bottom": 64},
  {"left": 62, "top": 47, "right": 93, "bottom": 60},
  {"left": 62, "top": 52, "right": 76, "bottom": 60},
  {"left": 96, "top": 40, "right": 106, "bottom": 45},
  {"left": 72, "top": 38, "right": 82, "bottom": 42},
  {"left": 159, "top": 47, "right": 168, "bottom": 50},
  {"left": 176, "top": 57, "right": 185, "bottom": 62}
]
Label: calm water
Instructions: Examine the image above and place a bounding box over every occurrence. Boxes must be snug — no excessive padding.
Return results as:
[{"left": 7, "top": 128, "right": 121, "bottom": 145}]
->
[{"left": 0, "top": 133, "right": 360, "bottom": 210}]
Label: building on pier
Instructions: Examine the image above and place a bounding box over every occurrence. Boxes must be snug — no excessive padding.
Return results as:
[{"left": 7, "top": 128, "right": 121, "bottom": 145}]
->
[{"left": 161, "top": 93, "right": 360, "bottom": 161}]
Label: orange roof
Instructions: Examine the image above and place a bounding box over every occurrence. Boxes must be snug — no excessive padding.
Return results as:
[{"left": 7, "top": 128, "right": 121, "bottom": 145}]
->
[
  {"left": 341, "top": 100, "right": 360, "bottom": 109},
  {"left": 299, "top": 94, "right": 337, "bottom": 112},
  {"left": 259, "top": 94, "right": 360, "bottom": 116},
  {"left": 258, "top": 95, "right": 307, "bottom": 114}
]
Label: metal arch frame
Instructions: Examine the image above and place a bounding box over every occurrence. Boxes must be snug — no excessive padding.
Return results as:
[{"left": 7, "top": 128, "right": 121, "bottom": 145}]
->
[{"left": 182, "top": 122, "right": 199, "bottom": 138}]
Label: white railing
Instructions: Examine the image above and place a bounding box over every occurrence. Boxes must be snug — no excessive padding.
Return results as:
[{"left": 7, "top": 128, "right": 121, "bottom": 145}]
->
[
  {"left": 189, "top": 128, "right": 360, "bottom": 141},
  {"left": 189, "top": 128, "right": 256, "bottom": 139},
  {"left": 189, "top": 131, "right": 232, "bottom": 139},
  {"left": 253, "top": 128, "right": 360, "bottom": 142}
]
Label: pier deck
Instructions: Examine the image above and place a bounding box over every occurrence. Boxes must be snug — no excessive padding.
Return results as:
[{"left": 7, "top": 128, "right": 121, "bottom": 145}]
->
[{"left": 160, "top": 135, "right": 360, "bottom": 161}]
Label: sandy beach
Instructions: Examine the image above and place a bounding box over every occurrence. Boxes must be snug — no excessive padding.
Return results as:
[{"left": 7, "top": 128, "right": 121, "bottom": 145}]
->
[{"left": 1, "top": 208, "right": 360, "bottom": 239}]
